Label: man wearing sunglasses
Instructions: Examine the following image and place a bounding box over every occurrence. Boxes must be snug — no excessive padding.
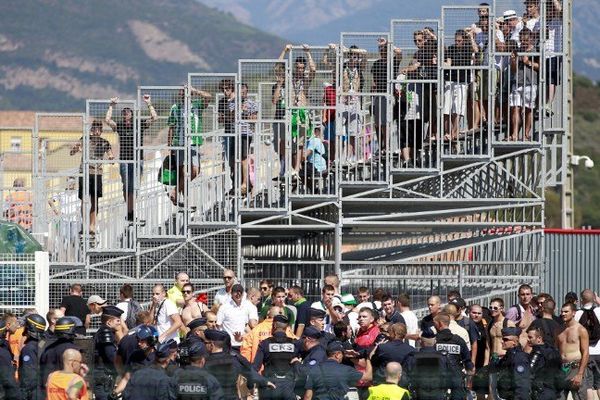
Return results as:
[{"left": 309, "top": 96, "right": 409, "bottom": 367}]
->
[
  {"left": 212, "top": 269, "right": 238, "bottom": 312},
  {"left": 492, "top": 326, "right": 531, "bottom": 400},
  {"left": 258, "top": 279, "right": 274, "bottom": 319},
  {"left": 180, "top": 283, "right": 208, "bottom": 331},
  {"left": 489, "top": 297, "right": 516, "bottom": 399}
]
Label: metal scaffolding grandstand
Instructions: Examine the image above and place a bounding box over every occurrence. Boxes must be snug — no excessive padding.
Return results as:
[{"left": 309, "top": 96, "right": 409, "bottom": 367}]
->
[{"left": 6, "top": 0, "right": 570, "bottom": 311}]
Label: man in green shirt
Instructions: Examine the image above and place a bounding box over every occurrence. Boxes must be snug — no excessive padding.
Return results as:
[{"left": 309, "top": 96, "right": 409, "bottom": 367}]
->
[{"left": 167, "top": 85, "right": 211, "bottom": 206}]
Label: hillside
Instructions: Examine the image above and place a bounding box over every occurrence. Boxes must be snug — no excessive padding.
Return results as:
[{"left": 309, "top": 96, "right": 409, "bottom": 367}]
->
[
  {"left": 199, "top": 0, "right": 600, "bottom": 81},
  {"left": 0, "top": 0, "right": 285, "bottom": 111}
]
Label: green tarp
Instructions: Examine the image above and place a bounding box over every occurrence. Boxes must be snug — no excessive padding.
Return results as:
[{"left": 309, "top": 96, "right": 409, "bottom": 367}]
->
[{"left": 0, "top": 220, "right": 42, "bottom": 254}]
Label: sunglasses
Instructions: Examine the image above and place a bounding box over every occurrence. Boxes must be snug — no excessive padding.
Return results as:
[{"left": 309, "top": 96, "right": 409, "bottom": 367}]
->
[
  {"left": 490, "top": 306, "right": 501, "bottom": 310},
  {"left": 502, "top": 337, "right": 512, "bottom": 342},
  {"left": 223, "top": 276, "right": 234, "bottom": 280},
  {"left": 206, "top": 320, "right": 217, "bottom": 323},
  {"left": 182, "top": 290, "right": 192, "bottom": 294},
  {"left": 471, "top": 312, "right": 482, "bottom": 315},
  {"left": 260, "top": 287, "right": 269, "bottom": 290}
]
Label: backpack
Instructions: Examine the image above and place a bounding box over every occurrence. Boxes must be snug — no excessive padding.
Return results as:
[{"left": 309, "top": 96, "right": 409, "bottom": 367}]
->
[
  {"left": 579, "top": 307, "right": 600, "bottom": 346},
  {"left": 510, "top": 304, "right": 522, "bottom": 324},
  {"left": 124, "top": 299, "right": 143, "bottom": 329}
]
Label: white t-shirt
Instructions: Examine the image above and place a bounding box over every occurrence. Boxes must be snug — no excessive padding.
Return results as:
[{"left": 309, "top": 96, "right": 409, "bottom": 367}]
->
[
  {"left": 154, "top": 298, "right": 180, "bottom": 343},
  {"left": 116, "top": 300, "right": 130, "bottom": 323},
  {"left": 449, "top": 320, "right": 471, "bottom": 351},
  {"left": 401, "top": 310, "right": 419, "bottom": 347},
  {"left": 575, "top": 305, "right": 600, "bottom": 355},
  {"left": 216, "top": 299, "right": 258, "bottom": 346},
  {"left": 213, "top": 288, "right": 246, "bottom": 308}
]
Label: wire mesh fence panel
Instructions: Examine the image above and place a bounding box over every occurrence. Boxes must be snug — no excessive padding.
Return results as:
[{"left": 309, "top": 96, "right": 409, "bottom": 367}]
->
[
  {"left": 287, "top": 46, "right": 338, "bottom": 197},
  {"left": 0, "top": 254, "right": 38, "bottom": 314},
  {"left": 441, "top": 6, "right": 493, "bottom": 158},
  {"left": 1, "top": 132, "right": 33, "bottom": 233},
  {"left": 34, "top": 113, "right": 86, "bottom": 265},
  {"left": 338, "top": 33, "right": 391, "bottom": 184},
  {"left": 390, "top": 20, "right": 441, "bottom": 171},
  {"left": 187, "top": 73, "right": 238, "bottom": 225},
  {"left": 238, "top": 60, "right": 287, "bottom": 211},
  {"left": 136, "top": 87, "right": 187, "bottom": 239},
  {"left": 85, "top": 100, "right": 136, "bottom": 252}
]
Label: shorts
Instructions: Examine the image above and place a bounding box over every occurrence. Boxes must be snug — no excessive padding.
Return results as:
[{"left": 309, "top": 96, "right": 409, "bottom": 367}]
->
[
  {"left": 443, "top": 81, "right": 468, "bottom": 116},
  {"left": 509, "top": 85, "right": 538, "bottom": 109},
  {"left": 372, "top": 95, "right": 388, "bottom": 127},
  {"left": 586, "top": 354, "right": 600, "bottom": 390},
  {"left": 558, "top": 362, "right": 590, "bottom": 400},
  {"left": 546, "top": 56, "right": 563, "bottom": 86},
  {"left": 78, "top": 174, "right": 103, "bottom": 200},
  {"left": 323, "top": 120, "right": 336, "bottom": 142},
  {"left": 240, "top": 135, "right": 251, "bottom": 160},
  {"left": 173, "top": 146, "right": 200, "bottom": 168},
  {"left": 119, "top": 163, "right": 142, "bottom": 195}
]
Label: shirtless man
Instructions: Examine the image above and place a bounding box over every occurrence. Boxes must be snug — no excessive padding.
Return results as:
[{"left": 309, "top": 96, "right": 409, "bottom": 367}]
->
[
  {"left": 180, "top": 283, "right": 208, "bottom": 330},
  {"left": 506, "top": 284, "right": 536, "bottom": 350},
  {"left": 489, "top": 298, "right": 516, "bottom": 358},
  {"left": 557, "top": 302, "right": 590, "bottom": 400}
]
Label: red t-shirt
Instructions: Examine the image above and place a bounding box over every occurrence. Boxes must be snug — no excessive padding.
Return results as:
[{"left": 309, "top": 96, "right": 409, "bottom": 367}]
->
[
  {"left": 324, "top": 85, "right": 336, "bottom": 122},
  {"left": 354, "top": 324, "right": 380, "bottom": 387}
]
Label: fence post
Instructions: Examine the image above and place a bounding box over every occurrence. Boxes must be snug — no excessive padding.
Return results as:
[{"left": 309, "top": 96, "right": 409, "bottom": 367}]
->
[
  {"left": 35, "top": 251, "right": 50, "bottom": 318},
  {"left": 458, "top": 262, "right": 463, "bottom": 297}
]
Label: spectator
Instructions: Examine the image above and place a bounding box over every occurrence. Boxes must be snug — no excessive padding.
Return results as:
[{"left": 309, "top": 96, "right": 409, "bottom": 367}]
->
[
  {"left": 575, "top": 289, "right": 600, "bottom": 398},
  {"left": 212, "top": 269, "right": 238, "bottom": 311},
  {"left": 397, "top": 293, "right": 419, "bottom": 347},
  {"left": 3, "top": 178, "right": 33, "bottom": 231},
  {"left": 503, "top": 10, "right": 523, "bottom": 45},
  {"left": 240, "top": 306, "right": 294, "bottom": 364},
  {"left": 269, "top": 286, "right": 297, "bottom": 327},
  {"left": 217, "top": 79, "right": 236, "bottom": 184},
  {"left": 116, "top": 284, "right": 142, "bottom": 330},
  {"left": 529, "top": 297, "right": 562, "bottom": 347},
  {"left": 70, "top": 119, "right": 114, "bottom": 239},
  {"left": 322, "top": 54, "right": 337, "bottom": 163},
  {"left": 149, "top": 284, "right": 182, "bottom": 344},
  {"left": 271, "top": 62, "right": 286, "bottom": 176},
  {"left": 289, "top": 285, "right": 311, "bottom": 337},
  {"left": 86, "top": 295, "right": 107, "bottom": 330},
  {"left": 167, "top": 272, "right": 189, "bottom": 309},
  {"left": 105, "top": 95, "right": 157, "bottom": 223},
  {"left": 216, "top": 284, "right": 258, "bottom": 350},
  {"left": 341, "top": 45, "right": 367, "bottom": 165},
  {"left": 524, "top": 0, "right": 541, "bottom": 32},
  {"left": 166, "top": 85, "right": 211, "bottom": 206},
  {"left": 204, "top": 312, "right": 217, "bottom": 330},
  {"left": 48, "top": 177, "right": 79, "bottom": 260},
  {"left": 258, "top": 279, "right": 274, "bottom": 318},
  {"left": 380, "top": 295, "right": 406, "bottom": 325},
  {"left": 311, "top": 284, "right": 342, "bottom": 331},
  {"left": 59, "top": 284, "right": 89, "bottom": 336},
  {"left": 443, "top": 305, "right": 472, "bottom": 351},
  {"left": 324, "top": 274, "right": 341, "bottom": 295},
  {"left": 543, "top": 0, "right": 563, "bottom": 116},
  {"left": 302, "top": 126, "right": 328, "bottom": 192},
  {"left": 506, "top": 283, "right": 537, "bottom": 348},
  {"left": 46, "top": 348, "right": 89, "bottom": 400},
  {"left": 451, "top": 298, "right": 480, "bottom": 361},
  {"left": 180, "top": 283, "right": 208, "bottom": 330},
  {"left": 469, "top": 304, "right": 490, "bottom": 400},
  {"left": 509, "top": 27, "right": 539, "bottom": 141},
  {"left": 352, "top": 307, "right": 380, "bottom": 398},
  {"left": 421, "top": 295, "right": 442, "bottom": 338},
  {"left": 2, "top": 313, "right": 21, "bottom": 365},
  {"left": 557, "top": 302, "right": 590, "bottom": 399},
  {"left": 246, "top": 287, "right": 261, "bottom": 311},
  {"left": 238, "top": 83, "right": 258, "bottom": 195},
  {"left": 443, "top": 29, "right": 478, "bottom": 142}
]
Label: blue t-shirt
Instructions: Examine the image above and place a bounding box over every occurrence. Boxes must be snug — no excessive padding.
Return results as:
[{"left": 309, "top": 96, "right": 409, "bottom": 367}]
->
[{"left": 306, "top": 137, "right": 326, "bottom": 173}]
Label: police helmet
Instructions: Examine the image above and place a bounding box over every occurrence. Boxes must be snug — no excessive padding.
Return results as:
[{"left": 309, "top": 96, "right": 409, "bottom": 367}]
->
[
  {"left": 54, "top": 317, "right": 76, "bottom": 338},
  {"left": 25, "top": 314, "right": 47, "bottom": 340},
  {"left": 136, "top": 325, "right": 159, "bottom": 347}
]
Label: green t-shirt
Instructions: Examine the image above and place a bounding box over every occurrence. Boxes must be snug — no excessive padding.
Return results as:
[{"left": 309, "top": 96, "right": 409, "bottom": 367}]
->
[{"left": 168, "top": 99, "right": 205, "bottom": 146}]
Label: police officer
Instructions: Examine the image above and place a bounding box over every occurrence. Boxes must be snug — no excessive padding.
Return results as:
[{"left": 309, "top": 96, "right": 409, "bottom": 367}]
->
[
  {"left": 299, "top": 326, "right": 327, "bottom": 367},
  {"left": 185, "top": 318, "right": 207, "bottom": 345},
  {"left": 114, "top": 325, "right": 159, "bottom": 396},
  {"left": 39, "top": 316, "right": 80, "bottom": 395},
  {"left": 408, "top": 331, "right": 450, "bottom": 400},
  {"left": 173, "top": 341, "right": 224, "bottom": 399},
  {"left": 19, "top": 313, "right": 46, "bottom": 400},
  {"left": 307, "top": 308, "right": 335, "bottom": 348},
  {"left": 0, "top": 319, "right": 20, "bottom": 399},
  {"left": 252, "top": 315, "right": 299, "bottom": 400},
  {"left": 93, "top": 305, "right": 123, "bottom": 400},
  {"left": 303, "top": 341, "right": 371, "bottom": 399},
  {"left": 527, "top": 326, "right": 560, "bottom": 400},
  {"left": 433, "top": 312, "right": 474, "bottom": 400},
  {"left": 122, "top": 339, "right": 178, "bottom": 400},
  {"left": 370, "top": 322, "right": 415, "bottom": 385},
  {"left": 493, "top": 326, "right": 531, "bottom": 400},
  {"left": 204, "top": 329, "right": 274, "bottom": 400}
]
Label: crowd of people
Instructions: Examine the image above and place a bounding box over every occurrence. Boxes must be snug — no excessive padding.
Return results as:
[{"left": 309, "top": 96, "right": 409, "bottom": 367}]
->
[{"left": 0, "top": 270, "right": 598, "bottom": 400}]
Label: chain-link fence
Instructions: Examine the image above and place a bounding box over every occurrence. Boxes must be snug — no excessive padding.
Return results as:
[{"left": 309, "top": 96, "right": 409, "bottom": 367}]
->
[{"left": 0, "top": 252, "right": 49, "bottom": 318}]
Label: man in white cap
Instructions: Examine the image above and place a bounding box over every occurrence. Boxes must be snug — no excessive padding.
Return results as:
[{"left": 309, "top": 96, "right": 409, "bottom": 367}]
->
[
  {"left": 86, "top": 294, "right": 108, "bottom": 330},
  {"left": 503, "top": 9, "right": 523, "bottom": 44}
]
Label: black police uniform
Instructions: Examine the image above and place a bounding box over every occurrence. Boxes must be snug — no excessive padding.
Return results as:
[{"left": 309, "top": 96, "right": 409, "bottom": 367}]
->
[
  {"left": 371, "top": 339, "right": 415, "bottom": 385},
  {"left": 301, "top": 343, "right": 327, "bottom": 366},
  {"left": 529, "top": 343, "right": 560, "bottom": 400},
  {"left": 19, "top": 337, "right": 42, "bottom": 399},
  {"left": 435, "top": 328, "right": 474, "bottom": 400},
  {"left": 494, "top": 344, "right": 531, "bottom": 400},
  {"left": 0, "top": 332, "right": 20, "bottom": 400},
  {"left": 173, "top": 365, "right": 224, "bottom": 400},
  {"left": 205, "top": 350, "right": 244, "bottom": 400},
  {"left": 409, "top": 346, "right": 451, "bottom": 400},
  {"left": 93, "top": 324, "right": 119, "bottom": 400},
  {"left": 253, "top": 331, "right": 299, "bottom": 400},
  {"left": 123, "top": 363, "right": 177, "bottom": 400},
  {"left": 304, "top": 345, "right": 363, "bottom": 399},
  {"left": 39, "top": 337, "right": 79, "bottom": 393},
  {"left": 117, "top": 329, "right": 140, "bottom": 369}
]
